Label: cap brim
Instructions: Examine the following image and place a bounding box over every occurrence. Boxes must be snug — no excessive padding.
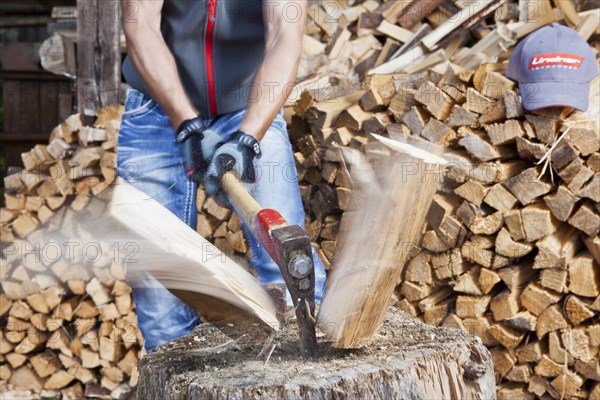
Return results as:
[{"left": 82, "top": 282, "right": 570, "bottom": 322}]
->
[{"left": 519, "top": 81, "right": 590, "bottom": 111}]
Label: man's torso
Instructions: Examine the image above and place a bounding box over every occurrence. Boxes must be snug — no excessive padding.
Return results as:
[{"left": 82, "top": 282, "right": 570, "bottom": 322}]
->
[{"left": 123, "top": 0, "right": 265, "bottom": 117}]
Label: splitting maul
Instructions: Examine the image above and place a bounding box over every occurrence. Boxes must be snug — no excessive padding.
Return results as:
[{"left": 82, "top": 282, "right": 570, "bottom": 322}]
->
[{"left": 220, "top": 171, "right": 318, "bottom": 357}]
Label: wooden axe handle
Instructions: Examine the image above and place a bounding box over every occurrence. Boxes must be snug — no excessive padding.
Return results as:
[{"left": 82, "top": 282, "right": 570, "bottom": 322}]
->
[{"left": 220, "top": 171, "right": 261, "bottom": 224}]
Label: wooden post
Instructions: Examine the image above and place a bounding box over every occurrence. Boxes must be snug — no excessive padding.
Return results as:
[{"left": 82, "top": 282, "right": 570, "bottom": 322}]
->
[{"left": 77, "top": 0, "right": 121, "bottom": 122}]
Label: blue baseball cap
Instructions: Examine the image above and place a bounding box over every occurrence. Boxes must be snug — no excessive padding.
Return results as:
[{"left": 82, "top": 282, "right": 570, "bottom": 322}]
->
[{"left": 507, "top": 23, "right": 599, "bottom": 111}]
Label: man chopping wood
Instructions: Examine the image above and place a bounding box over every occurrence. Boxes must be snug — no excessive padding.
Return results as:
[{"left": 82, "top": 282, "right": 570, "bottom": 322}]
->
[{"left": 118, "top": 0, "right": 326, "bottom": 352}]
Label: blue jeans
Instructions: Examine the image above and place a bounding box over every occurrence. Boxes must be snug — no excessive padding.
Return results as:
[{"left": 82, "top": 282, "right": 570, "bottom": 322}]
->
[{"left": 117, "top": 88, "right": 326, "bottom": 351}]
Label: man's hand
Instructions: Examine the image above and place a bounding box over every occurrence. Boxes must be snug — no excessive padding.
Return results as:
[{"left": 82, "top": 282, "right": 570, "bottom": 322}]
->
[
  {"left": 176, "top": 117, "right": 223, "bottom": 184},
  {"left": 204, "top": 131, "right": 261, "bottom": 197}
]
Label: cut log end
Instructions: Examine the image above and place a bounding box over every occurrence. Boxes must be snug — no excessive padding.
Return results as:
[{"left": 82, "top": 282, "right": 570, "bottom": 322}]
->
[{"left": 137, "top": 308, "right": 496, "bottom": 400}]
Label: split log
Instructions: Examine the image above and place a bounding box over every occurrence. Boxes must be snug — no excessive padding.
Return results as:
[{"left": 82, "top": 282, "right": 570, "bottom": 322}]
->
[
  {"left": 109, "top": 182, "right": 279, "bottom": 328},
  {"left": 414, "top": 81, "right": 454, "bottom": 120},
  {"left": 319, "top": 141, "right": 444, "bottom": 348}
]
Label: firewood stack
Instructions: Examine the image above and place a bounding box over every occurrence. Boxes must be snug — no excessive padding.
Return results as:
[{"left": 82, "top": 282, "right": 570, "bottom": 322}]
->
[
  {"left": 2, "top": 0, "right": 600, "bottom": 398},
  {"left": 285, "top": 1, "right": 600, "bottom": 399},
  {"left": 1, "top": 106, "right": 144, "bottom": 399}
]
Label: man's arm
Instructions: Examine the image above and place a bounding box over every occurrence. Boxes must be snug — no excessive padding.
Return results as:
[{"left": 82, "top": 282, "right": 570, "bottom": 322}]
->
[
  {"left": 238, "top": 0, "right": 307, "bottom": 141},
  {"left": 121, "top": 0, "right": 196, "bottom": 129}
]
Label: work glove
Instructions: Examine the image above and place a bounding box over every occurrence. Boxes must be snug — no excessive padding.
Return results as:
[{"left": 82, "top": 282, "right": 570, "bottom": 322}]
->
[
  {"left": 204, "top": 130, "right": 261, "bottom": 199},
  {"left": 175, "top": 116, "right": 222, "bottom": 184}
]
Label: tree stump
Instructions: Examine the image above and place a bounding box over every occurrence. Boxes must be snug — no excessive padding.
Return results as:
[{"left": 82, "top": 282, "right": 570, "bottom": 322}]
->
[{"left": 137, "top": 308, "right": 496, "bottom": 399}]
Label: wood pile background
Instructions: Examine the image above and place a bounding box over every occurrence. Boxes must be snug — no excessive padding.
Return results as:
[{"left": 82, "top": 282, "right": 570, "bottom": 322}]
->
[
  {"left": 283, "top": 1, "right": 599, "bottom": 399},
  {"left": 1, "top": 106, "right": 144, "bottom": 399},
  {"left": 2, "top": 0, "right": 600, "bottom": 399}
]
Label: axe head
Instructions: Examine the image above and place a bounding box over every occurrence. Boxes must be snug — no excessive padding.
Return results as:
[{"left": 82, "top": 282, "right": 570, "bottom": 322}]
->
[{"left": 255, "top": 210, "right": 318, "bottom": 357}]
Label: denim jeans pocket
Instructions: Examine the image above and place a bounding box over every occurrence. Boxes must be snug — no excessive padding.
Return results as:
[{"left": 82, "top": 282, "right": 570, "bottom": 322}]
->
[{"left": 123, "top": 88, "right": 158, "bottom": 120}]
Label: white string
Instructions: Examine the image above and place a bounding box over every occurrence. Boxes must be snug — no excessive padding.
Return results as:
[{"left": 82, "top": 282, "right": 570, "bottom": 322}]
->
[{"left": 535, "top": 119, "right": 594, "bottom": 182}]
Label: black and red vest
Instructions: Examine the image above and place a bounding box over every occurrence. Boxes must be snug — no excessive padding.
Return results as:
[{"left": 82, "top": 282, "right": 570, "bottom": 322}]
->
[{"left": 123, "top": 0, "right": 265, "bottom": 117}]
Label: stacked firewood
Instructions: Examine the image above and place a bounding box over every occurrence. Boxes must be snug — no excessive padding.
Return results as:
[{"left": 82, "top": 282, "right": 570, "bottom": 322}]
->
[
  {"left": 290, "top": 56, "right": 599, "bottom": 394},
  {"left": 393, "top": 82, "right": 600, "bottom": 399},
  {"left": 0, "top": 102, "right": 254, "bottom": 398},
  {"left": 286, "top": 1, "right": 600, "bottom": 399},
  {"left": 1, "top": 106, "right": 144, "bottom": 399},
  {"left": 195, "top": 192, "right": 249, "bottom": 265},
  {"left": 290, "top": 75, "right": 600, "bottom": 399}
]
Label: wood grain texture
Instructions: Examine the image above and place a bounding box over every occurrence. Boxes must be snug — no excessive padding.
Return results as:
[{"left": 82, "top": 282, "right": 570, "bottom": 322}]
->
[{"left": 318, "top": 142, "right": 443, "bottom": 348}]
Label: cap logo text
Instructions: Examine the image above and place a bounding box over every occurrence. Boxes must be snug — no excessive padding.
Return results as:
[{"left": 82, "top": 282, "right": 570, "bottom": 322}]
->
[{"left": 529, "top": 53, "right": 583, "bottom": 70}]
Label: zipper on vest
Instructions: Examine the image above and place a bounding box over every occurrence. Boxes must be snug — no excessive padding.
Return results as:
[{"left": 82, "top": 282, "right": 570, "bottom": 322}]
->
[{"left": 205, "top": 0, "right": 217, "bottom": 115}]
